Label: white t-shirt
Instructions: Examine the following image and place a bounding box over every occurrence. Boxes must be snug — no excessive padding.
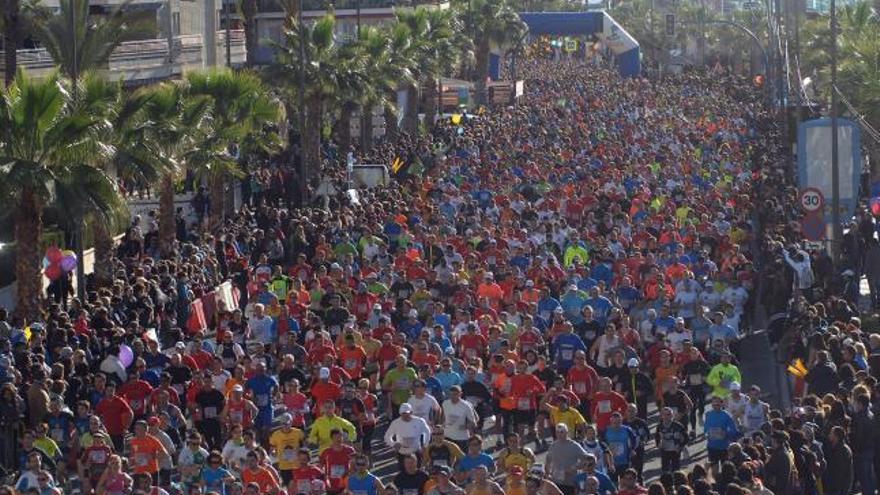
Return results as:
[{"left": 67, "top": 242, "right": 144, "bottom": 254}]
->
[
  {"left": 407, "top": 394, "right": 441, "bottom": 422},
  {"left": 442, "top": 399, "right": 478, "bottom": 442}
]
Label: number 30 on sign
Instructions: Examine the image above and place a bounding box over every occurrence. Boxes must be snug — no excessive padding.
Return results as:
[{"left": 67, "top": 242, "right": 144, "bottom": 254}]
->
[{"left": 800, "top": 188, "right": 824, "bottom": 213}]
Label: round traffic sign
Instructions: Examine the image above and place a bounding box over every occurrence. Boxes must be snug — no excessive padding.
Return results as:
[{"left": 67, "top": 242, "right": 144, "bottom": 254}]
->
[{"left": 800, "top": 187, "right": 825, "bottom": 213}]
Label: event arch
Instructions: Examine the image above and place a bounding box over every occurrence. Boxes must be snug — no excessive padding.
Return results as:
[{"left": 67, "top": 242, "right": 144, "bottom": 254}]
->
[{"left": 517, "top": 12, "right": 641, "bottom": 78}]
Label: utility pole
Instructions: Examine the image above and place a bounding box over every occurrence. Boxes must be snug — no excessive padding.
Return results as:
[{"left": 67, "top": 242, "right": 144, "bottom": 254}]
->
[
  {"left": 71, "top": 1, "right": 86, "bottom": 303},
  {"left": 830, "top": 0, "right": 841, "bottom": 260},
  {"left": 225, "top": 0, "right": 232, "bottom": 66},
  {"left": 356, "top": 0, "right": 361, "bottom": 39},
  {"left": 298, "top": 0, "right": 308, "bottom": 203}
]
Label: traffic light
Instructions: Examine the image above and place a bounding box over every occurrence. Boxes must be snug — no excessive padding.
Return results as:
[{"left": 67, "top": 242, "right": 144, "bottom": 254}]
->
[{"left": 665, "top": 14, "right": 675, "bottom": 36}]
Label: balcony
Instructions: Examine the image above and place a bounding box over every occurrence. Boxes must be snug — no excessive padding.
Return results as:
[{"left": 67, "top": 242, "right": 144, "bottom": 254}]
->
[
  {"left": 240, "top": 0, "right": 447, "bottom": 15},
  {"left": 0, "top": 30, "right": 246, "bottom": 84}
]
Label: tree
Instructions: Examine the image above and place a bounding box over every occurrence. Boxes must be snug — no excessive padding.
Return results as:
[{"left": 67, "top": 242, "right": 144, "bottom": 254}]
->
[
  {"left": 1, "top": 0, "right": 46, "bottom": 86},
  {"left": 185, "top": 68, "right": 283, "bottom": 229},
  {"left": 460, "top": 0, "right": 527, "bottom": 105},
  {"left": 0, "top": 71, "right": 117, "bottom": 319},
  {"left": 238, "top": 0, "right": 260, "bottom": 66},
  {"left": 34, "top": 0, "right": 147, "bottom": 78},
  {"left": 358, "top": 23, "right": 414, "bottom": 148},
  {"left": 268, "top": 15, "right": 349, "bottom": 189}
]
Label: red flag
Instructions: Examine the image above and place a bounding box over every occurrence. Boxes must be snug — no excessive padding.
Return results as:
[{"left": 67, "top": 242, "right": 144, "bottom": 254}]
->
[{"left": 186, "top": 299, "right": 207, "bottom": 335}]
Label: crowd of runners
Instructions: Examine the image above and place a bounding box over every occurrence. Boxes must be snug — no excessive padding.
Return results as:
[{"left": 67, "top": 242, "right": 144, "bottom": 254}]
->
[{"left": 0, "top": 50, "right": 874, "bottom": 495}]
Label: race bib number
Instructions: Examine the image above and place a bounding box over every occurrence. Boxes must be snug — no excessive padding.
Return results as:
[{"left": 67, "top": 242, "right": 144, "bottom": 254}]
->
[
  {"left": 432, "top": 459, "right": 449, "bottom": 467},
  {"left": 518, "top": 397, "right": 532, "bottom": 410},
  {"left": 135, "top": 453, "right": 150, "bottom": 467},
  {"left": 90, "top": 450, "right": 107, "bottom": 464},
  {"left": 283, "top": 449, "right": 296, "bottom": 462},
  {"left": 689, "top": 374, "right": 703, "bottom": 385},
  {"left": 256, "top": 394, "right": 270, "bottom": 407},
  {"left": 611, "top": 442, "right": 625, "bottom": 457},
  {"left": 402, "top": 436, "right": 418, "bottom": 448},
  {"left": 661, "top": 439, "right": 677, "bottom": 451},
  {"left": 297, "top": 481, "right": 311, "bottom": 493},
  {"left": 345, "top": 359, "right": 359, "bottom": 370},
  {"left": 51, "top": 428, "right": 65, "bottom": 441},
  {"left": 574, "top": 382, "right": 587, "bottom": 394},
  {"left": 203, "top": 406, "right": 217, "bottom": 419},
  {"left": 230, "top": 410, "right": 243, "bottom": 423},
  {"left": 710, "top": 427, "right": 725, "bottom": 440},
  {"left": 598, "top": 400, "right": 611, "bottom": 413},
  {"left": 561, "top": 349, "right": 574, "bottom": 361},
  {"left": 395, "top": 378, "right": 411, "bottom": 390},
  {"left": 330, "top": 464, "right": 346, "bottom": 478}
]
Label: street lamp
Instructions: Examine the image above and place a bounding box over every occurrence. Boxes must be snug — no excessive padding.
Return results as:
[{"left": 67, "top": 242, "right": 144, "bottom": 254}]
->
[{"left": 830, "top": 0, "right": 841, "bottom": 259}]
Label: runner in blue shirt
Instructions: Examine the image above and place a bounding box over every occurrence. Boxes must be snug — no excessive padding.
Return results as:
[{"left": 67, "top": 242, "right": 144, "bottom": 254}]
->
[
  {"left": 200, "top": 452, "right": 235, "bottom": 495},
  {"left": 346, "top": 454, "right": 385, "bottom": 495},
  {"left": 704, "top": 395, "right": 740, "bottom": 468},
  {"left": 552, "top": 326, "right": 588, "bottom": 372},
  {"left": 245, "top": 361, "right": 278, "bottom": 442},
  {"left": 602, "top": 412, "right": 639, "bottom": 478}
]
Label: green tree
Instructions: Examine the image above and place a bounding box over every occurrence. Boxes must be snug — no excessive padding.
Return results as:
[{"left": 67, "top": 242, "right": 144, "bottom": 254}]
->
[
  {"left": 185, "top": 68, "right": 284, "bottom": 229},
  {"left": 0, "top": 71, "right": 118, "bottom": 319}
]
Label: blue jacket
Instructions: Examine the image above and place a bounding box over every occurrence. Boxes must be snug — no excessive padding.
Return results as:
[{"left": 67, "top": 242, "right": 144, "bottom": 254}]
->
[{"left": 704, "top": 409, "right": 739, "bottom": 451}]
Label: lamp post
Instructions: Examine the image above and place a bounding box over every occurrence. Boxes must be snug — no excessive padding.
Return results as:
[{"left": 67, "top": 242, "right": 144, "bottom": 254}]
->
[
  {"left": 298, "top": 0, "right": 308, "bottom": 203},
  {"left": 830, "top": 0, "right": 841, "bottom": 260},
  {"left": 225, "top": 0, "right": 232, "bottom": 66}
]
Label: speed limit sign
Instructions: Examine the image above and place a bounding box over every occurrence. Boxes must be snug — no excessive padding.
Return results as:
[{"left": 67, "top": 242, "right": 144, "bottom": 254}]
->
[{"left": 800, "top": 188, "right": 825, "bottom": 213}]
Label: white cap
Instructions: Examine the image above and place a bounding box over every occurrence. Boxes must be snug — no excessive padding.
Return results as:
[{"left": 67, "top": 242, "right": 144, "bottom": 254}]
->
[
  {"left": 319, "top": 367, "right": 331, "bottom": 379},
  {"left": 627, "top": 358, "right": 640, "bottom": 368},
  {"left": 408, "top": 309, "right": 419, "bottom": 318},
  {"left": 232, "top": 384, "right": 244, "bottom": 392},
  {"left": 729, "top": 382, "right": 741, "bottom": 391},
  {"left": 399, "top": 403, "right": 413, "bottom": 414},
  {"left": 526, "top": 280, "right": 535, "bottom": 287}
]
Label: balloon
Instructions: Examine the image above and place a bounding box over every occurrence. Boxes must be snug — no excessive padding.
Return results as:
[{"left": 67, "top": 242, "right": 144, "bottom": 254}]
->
[
  {"left": 46, "top": 246, "right": 63, "bottom": 263},
  {"left": 118, "top": 344, "right": 134, "bottom": 368},
  {"left": 60, "top": 254, "right": 77, "bottom": 273},
  {"left": 871, "top": 197, "right": 880, "bottom": 216},
  {"left": 44, "top": 264, "right": 62, "bottom": 281}
]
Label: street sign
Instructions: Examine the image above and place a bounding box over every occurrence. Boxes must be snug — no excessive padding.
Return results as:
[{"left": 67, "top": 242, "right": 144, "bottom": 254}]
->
[
  {"left": 800, "top": 187, "right": 824, "bottom": 213},
  {"left": 802, "top": 213, "right": 825, "bottom": 241},
  {"left": 665, "top": 14, "right": 676, "bottom": 36}
]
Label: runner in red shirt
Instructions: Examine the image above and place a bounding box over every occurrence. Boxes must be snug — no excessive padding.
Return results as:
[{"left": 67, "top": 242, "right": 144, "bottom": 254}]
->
[
  {"left": 458, "top": 325, "right": 487, "bottom": 361},
  {"left": 567, "top": 352, "right": 600, "bottom": 418},
  {"left": 292, "top": 449, "right": 326, "bottom": 494},
  {"left": 117, "top": 370, "right": 154, "bottom": 419},
  {"left": 591, "top": 377, "right": 629, "bottom": 432},
  {"left": 94, "top": 382, "right": 133, "bottom": 452},
  {"left": 319, "top": 430, "right": 356, "bottom": 493},
  {"left": 310, "top": 368, "right": 342, "bottom": 406},
  {"left": 510, "top": 360, "right": 546, "bottom": 438}
]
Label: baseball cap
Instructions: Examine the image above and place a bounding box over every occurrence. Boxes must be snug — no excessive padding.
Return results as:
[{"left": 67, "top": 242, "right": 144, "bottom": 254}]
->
[
  {"left": 399, "top": 403, "right": 413, "bottom": 414},
  {"left": 627, "top": 358, "right": 640, "bottom": 368},
  {"left": 729, "top": 382, "right": 741, "bottom": 391},
  {"left": 232, "top": 384, "right": 244, "bottom": 392},
  {"left": 319, "top": 367, "right": 331, "bottom": 379}
]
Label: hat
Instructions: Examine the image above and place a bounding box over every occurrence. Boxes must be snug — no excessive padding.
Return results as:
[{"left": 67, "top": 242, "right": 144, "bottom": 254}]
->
[
  {"left": 555, "top": 423, "right": 569, "bottom": 433},
  {"left": 319, "top": 367, "right": 331, "bottom": 379},
  {"left": 526, "top": 280, "right": 535, "bottom": 287},
  {"left": 232, "top": 384, "right": 244, "bottom": 393},
  {"left": 399, "top": 403, "right": 413, "bottom": 414},
  {"left": 408, "top": 309, "right": 419, "bottom": 318},
  {"left": 175, "top": 341, "right": 186, "bottom": 351},
  {"left": 530, "top": 464, "right": 545, "bottom": 476},
  {"left": 568, "top": 283, "right": 578, "bottom": 291},
  {"left": 373, "top": 303, "right": 382, "bottom": 310},
  {"left": 627, "top": 358, "right": 640, "bottom": 368},
  {"left": 729, "top": 382, "right": 741, "bottom": 391}
]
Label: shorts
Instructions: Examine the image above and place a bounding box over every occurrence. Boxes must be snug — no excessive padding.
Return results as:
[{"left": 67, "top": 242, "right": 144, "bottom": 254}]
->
[
  {"left": 254, "top": 409, "right": 274, "bottom": 429},
  {"left": 708, "top": 448, "right": 728, "bottom": 464},
  {"left": 514, "top": 409, "right": 536, "bottom": 427}
]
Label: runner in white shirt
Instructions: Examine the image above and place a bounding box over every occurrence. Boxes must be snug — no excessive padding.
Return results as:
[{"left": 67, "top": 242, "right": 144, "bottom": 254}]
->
[
  {"left": 407, "top": 380, "right": 442, "bottom": 424},
  {"left": 441, "top": 386, "right": 479, "bottom": 445},
  {"left": 723, "top": 382, "right": 749, "bottom": 429},
  {"left": 385, "top": 403, "right": 433, "bottom": 456}
]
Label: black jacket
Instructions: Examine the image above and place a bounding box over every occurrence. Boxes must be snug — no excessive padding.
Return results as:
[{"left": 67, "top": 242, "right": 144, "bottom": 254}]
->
[{"left": 824, "top": 441, "right": 853, "bottom": 495}]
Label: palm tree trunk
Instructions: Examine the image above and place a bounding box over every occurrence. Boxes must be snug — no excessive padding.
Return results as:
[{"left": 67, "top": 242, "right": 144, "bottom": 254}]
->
[
  {"left": 474, "top": 38, "right": 491, "bottom": 106},
  {"left": 384, "top": 103, "right": 398, "bottom": 142},
  {"left": 3, "top": 0, "right": 20, "bottom": 87},
  {"left": 402, "top": 83, "right": 420, "bottom": 135},
  {"left": 93, "top": 220, "right": 114, "bottom": 288},
  {"left": 241, "top": 0, "right": 259, "bottom": 67},
  {"left": 209, "top": 173, "right": 225, "bottom": 231},
  {"left": 338, "top": 102, "right": 355, "bottom": 159},
  {"left": 361, "top": 105, "right": 374, "bottom": 150},
  {"left": 159, "top": 173, "right": 176, "bottom": 256},
  {"left": 303, "top": 96, "right": 322, "bottom": 186},
  {"left": 14, "top": 187, "right": 42, "bottom": 321},
  {"left": 424, "top": 78, "right": 439, "bottom": 130}
]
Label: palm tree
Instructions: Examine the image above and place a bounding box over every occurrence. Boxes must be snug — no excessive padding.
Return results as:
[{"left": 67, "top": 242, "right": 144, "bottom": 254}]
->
[
  {"left": 268, "top": 15, "right": 347, "bottom": 188},
  {"left": 0, "top": 71, "right": 117, "bottom": 319},
  {"left": 1, "top": 0, "right": 45, "bottom": 86},
  {"left": 460, "top": 0, "right": 526, "bottom": 105},
  {"left": 358, "top": 24, "right": 413, "bottom": 148},
  {"left": 136, "top": 82, "right": 212, "bottom": 255},
  {"left": 238, "top": 0, "right": 260, "bottom": 66},
  {"left": 185, "top": 68, "right": 283, "bottom": 229},
  {"left": 34, "top": 0, "right": 147, "bottom": 79}
]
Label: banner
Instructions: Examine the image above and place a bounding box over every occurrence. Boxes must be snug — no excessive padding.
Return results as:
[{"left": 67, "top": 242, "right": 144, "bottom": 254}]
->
[{"left": 797, "top": 118, "right": 862, "bottom": 223}]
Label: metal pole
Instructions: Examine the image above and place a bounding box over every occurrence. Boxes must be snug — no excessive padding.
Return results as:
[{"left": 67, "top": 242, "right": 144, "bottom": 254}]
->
[
  {"left": 71, "top": 0, "right": 86, "bottom": 303},
  {"left": 225, "top": 0, "right": 232, "bottom": 66},
  {"left": 298, "top": 0, "right": 308, "bottom": 203},
  {"left": 830, "top": 0, "right": 841, "bottom": 260},
  {"left": 356, "top": 0, "right": 361, "bottom": 39}
]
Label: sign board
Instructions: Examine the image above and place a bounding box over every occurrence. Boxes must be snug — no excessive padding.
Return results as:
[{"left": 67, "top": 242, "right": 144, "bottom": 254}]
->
[
  {"left": 797, "top": 118, "right": 862, "bottom": 221},
  {"left": 665, "top": 14, "right": 676, "bottom": 37},
  {"left": 800, "top": 187, "right": 824, "bottom": 213},
  {"left": 802, "top": 213, "right": 825, "bottom": 241}
]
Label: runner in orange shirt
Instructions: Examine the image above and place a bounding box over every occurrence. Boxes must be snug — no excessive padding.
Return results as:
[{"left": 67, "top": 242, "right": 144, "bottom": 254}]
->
[
  {"left": 128, "top": 420, "right": 169, "bottom": 481},
  {"left": 241, "top": 451, "right": 281, "bottom": 493}
]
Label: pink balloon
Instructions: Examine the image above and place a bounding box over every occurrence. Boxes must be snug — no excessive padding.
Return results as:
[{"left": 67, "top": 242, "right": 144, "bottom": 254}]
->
[
  {"left": 45, "top": 264, "right": 62, "bottom": 281},
  {"left": 119, "top": 344, "right": 134, "bottom": 368}
]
